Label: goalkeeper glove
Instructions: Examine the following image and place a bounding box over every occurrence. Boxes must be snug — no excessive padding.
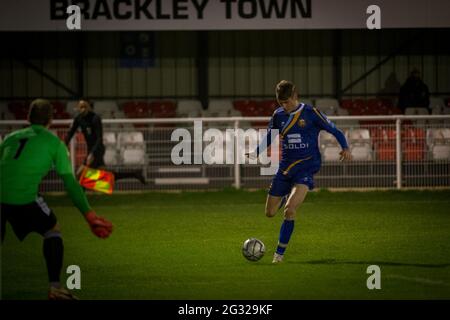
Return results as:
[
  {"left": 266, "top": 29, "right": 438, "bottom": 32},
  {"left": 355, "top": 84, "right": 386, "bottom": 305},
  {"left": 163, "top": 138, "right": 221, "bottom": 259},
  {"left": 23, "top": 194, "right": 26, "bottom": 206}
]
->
[{"left": 85, "top": 211, "right": 113, "bottom": 239}]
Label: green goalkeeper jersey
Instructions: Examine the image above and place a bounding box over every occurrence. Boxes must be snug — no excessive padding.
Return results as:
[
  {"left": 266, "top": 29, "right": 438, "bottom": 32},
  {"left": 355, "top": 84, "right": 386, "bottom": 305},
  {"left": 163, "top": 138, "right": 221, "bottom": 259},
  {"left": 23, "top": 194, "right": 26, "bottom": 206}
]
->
[{"left": 0, "top": 124, "right": 91, "bottom": 214}]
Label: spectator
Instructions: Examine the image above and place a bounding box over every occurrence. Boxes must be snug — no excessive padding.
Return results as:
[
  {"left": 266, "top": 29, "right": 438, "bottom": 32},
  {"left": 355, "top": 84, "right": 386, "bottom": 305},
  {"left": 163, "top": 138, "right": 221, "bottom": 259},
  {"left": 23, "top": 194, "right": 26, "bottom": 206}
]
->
[{"left": 398, "top": 68, "right": 430, "bottom": 112}]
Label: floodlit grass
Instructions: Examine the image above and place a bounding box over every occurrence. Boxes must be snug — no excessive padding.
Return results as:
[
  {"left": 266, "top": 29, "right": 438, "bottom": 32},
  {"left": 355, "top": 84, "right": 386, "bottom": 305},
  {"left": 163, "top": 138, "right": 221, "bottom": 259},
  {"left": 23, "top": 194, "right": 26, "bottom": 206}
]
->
[{"left": 2, "top": 189, "right": 450, "bottom": 300}]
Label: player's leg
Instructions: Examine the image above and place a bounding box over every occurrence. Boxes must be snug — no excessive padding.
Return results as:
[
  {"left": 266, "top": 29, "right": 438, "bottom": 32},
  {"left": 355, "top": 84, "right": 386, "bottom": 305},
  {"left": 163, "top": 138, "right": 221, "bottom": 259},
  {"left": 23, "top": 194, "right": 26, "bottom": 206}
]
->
[
  {"left": 31, "top": 198, "right": 71, "bottom": 298},
  {"left": 265, "top": 195, "right": 283, "bottom": 217},
  {"left": 43, "top": 223, "right": 64, "bottom": 289},
  {"left": 273, "top": 184, "right": 309, "bottom": 263},
  {"left": 266, "top": 172, "right": 292, "bottom": 217}
]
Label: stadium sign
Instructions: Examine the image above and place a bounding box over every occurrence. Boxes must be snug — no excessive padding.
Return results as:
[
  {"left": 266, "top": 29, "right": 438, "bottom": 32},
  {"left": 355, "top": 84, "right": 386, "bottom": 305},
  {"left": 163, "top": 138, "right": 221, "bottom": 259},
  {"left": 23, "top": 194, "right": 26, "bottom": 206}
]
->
[
  {"left": 0, "top": 0, "right": 449, "bottom": 31},
  {"left": 171, "top": 121, "right": 279, "bottom": 176}
]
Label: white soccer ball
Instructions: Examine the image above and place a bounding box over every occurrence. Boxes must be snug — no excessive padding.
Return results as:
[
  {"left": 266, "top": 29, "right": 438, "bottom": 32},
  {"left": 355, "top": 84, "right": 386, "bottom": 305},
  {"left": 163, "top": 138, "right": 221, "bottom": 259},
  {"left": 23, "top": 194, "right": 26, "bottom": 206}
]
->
[{"left": 242, "top": 238, "right": 266, "bottom": 261}]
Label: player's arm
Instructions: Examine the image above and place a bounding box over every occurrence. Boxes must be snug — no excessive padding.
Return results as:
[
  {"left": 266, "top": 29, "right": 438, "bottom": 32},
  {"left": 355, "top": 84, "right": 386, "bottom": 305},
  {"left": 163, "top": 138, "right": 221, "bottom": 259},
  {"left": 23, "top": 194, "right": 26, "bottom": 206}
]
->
[
  {"left": 248, "top": 114, "right": 278, "bottom": 159},
  {"left": 54, "top": 142, "right": 113, "bottom": 238},
  {"left": 312, "top": 107, "right": 352, "bottom": 161},
  {"left": 64, "top": 117, "right": 79, "bottom": 146}
]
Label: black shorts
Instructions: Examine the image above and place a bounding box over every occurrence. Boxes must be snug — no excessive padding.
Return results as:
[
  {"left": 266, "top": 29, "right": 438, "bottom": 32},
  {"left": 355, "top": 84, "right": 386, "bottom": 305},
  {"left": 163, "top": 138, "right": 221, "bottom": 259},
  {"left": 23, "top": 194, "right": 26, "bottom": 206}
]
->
[{"left": 1, "top": 197, "right": 58, "bottom": 242}]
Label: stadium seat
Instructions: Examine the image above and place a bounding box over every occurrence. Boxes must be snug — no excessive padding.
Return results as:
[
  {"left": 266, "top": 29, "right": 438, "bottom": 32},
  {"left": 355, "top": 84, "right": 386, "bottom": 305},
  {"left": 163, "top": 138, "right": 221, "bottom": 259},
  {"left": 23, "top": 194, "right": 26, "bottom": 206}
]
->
[
  {"left": 349, "top": 99, "right": 367, "bottom": 115},
  {"left": 430, "top": 144, "right": 450, "bottom": 160},
  {"left": 149, "top": 101, "right": 176, "bottom": 118},
  {"left": 93, "top": 101, "right": 119, "bottom": 118},
  {"left": 429, "top": 97, "right": 445, "bottom": 110},
  {"left": 66, "top": 101, "right": 79, "bottom": 116},
  {"left": 234, "top": 100, "right": 258, "bottom": 113},
  {"left": 336, "top": 107, "right": 349, "bottom": 116},
  {"left": 103, "top": 132, "right": 118, "bottom": 166},
  {"left": 51, "top": 101, "right": 66, "bottom": 115},
  {"left": 350, "top": 143, "right": 373, "bottom": 161},
  {"left": 402, "top": 142, "right": 425, "bottom": 161},
  {"left": 177, "top": 100, "right": 202, "bottom": 117},
  {"left": 347, "top": 128, "right": 372, "bottom": 145},
  {"left": 257, "top": 100, "right": 278, "bottom": 116},
  {"left": 117, "top": 132, "right": 146, "bottom": 165},
  {"left": 375, "top": 143, "right": 396, "bottom": 161},
  {"left": 340, "top": 99, "right": 353, "bottom": 110},
  {"left": 315, "top": 98, "right": 340, "bottom": 116},
  {"left": 372, "top": 128, "right": 397, "bottom": 161},
  {"left": 0, "top": 105, "right": 15, "bottom": 120},
  {"left": 118, "top": 131, "right": 144, "bottom": 147},
  {"left": 426, "top": 128, "right": 450, "bottom": 145},
  {"left": 319, "top": 131, "right": 339, "bottom": 147},
  {"left": 103, "top": 132, "right": 117, "bottom": 146},
  {"left": 122, "top": 101, "right": 151, "bottom": 118},
  {"left": 120, "top": 148, "right": 146, "bottom": 165},
  {"left": 402, "top": 128, "right": 426, "bottom": 161},
  {"left": 404, "top": 107, "right": 429, "bottom": 115},
  {"left": 322, "top": 145, "right": 342, "bottom": 162},
  {"left": 426, "top": 128, "right": 450, "bottom": 160},
  {"left": 402, "top": 127, "right": 426, "bottom": 142},
  {"left": 104, "top": 148, "right": 118, "bottom": 165},
  {"left": 386, "top": 106, "right": 403, "bottom": 115},
  {"left": 334, "top": 119, "right": 360, "bottom": 129},
  {"left": 8, "top": 101, "right": 29, "bottom": 119},
  {"left": 208, "top": 99, "right": 234, "bottom": 114},
  {"left": 429, "top": 97, "right": 450, "bottom": 115}
]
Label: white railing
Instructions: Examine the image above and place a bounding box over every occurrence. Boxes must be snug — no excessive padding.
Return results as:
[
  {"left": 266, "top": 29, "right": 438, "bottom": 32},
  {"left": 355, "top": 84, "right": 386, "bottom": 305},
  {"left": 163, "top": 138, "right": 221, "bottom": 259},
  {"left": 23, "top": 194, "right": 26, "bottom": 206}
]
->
[{"left": 1, "top": 115, "right": 449, "bottom": 191}]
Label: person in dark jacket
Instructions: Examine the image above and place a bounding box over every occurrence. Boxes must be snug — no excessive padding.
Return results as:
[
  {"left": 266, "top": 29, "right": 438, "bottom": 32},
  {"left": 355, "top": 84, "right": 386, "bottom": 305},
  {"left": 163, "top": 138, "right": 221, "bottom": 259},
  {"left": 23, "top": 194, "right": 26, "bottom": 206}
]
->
[
  {"left": 398, "top": 69, "right": 430, "bottom": 112},
  {"left": 65, "top": 100, "right": 146, "bottom": 185}
]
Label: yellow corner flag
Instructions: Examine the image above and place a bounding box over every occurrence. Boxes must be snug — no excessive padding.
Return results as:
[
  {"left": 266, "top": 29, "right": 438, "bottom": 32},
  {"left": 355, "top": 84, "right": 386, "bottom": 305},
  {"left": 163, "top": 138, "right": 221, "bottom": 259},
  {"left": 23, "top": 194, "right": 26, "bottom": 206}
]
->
[{"left": 79, "top": 166, "right": 115, "bottom": 194}]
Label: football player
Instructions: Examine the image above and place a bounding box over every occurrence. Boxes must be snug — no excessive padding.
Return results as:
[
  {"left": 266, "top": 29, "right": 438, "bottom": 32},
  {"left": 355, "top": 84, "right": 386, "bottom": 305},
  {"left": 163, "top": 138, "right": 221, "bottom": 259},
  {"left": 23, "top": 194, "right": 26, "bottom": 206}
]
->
[
  {"left": 249, "top": 80, "right": 352, "bottom": 263},
  {"left": 1, "top": 99, "right": 113, "bottom": 299}
]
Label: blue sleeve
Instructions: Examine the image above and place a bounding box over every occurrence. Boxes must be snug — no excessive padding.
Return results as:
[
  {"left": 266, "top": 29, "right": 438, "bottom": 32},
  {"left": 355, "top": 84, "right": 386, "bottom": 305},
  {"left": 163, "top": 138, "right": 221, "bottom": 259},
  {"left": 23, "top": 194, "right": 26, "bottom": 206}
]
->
[
  {"left": 256, "top": 114, "right": 279, "bottom": 155},
  {"left": 312, "top": 107, "right": 349, "bottom": 149}
]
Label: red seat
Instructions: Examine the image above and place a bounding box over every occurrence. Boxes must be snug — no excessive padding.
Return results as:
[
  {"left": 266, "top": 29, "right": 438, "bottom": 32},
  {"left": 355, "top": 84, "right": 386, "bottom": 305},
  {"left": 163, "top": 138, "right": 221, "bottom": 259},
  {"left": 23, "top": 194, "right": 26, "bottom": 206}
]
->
[
  {"left": 402, "top": 142, "right": 425, "bottom": 161},
  {"left": 234, "top": 100, "right": 257, "bottom": 113},
  {"left": 402, "top": 127, "right": 426, "bottom": 142},
  {"left": 401, "top": 127, "right": 426, "bottom": 161},
  {"left": 51, "top": 101, "right": 66, "bottom": 115},
  {"left": 8, "top": 101, "right": 29, "bottom": 119},
  {"left": 150, "top": 101, "right": 176, "bottom": 118},
  {"left": 340, "top": 99, "right": 353, "bottom": 110},
  {"left": 257, "top": 100, "right": 278, "bottom": 116},
  {"left": 375, "top": 143, "right": 396, "bottom": 161},
  {"left": 149, "top": 101, "right": 176, "bottom": 127},
  {"left": 122, "top": 101, "right": 151, "bottom": 118}
]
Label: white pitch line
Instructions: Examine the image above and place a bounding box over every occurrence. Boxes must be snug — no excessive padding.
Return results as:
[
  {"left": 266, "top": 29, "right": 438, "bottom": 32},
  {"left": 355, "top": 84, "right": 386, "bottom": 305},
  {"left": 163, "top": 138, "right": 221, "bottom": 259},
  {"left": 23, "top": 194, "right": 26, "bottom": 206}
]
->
[{"left": 386, "top": 274, "right": 450, "bottom": 287}]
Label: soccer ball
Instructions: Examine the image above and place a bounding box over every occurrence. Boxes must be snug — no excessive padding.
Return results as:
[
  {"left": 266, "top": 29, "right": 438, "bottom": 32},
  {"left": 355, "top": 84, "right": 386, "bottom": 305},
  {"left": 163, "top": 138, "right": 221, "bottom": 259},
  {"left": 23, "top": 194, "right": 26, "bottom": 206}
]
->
[{"left": 242, "top": 238, "right": 265, "bottom": 261}]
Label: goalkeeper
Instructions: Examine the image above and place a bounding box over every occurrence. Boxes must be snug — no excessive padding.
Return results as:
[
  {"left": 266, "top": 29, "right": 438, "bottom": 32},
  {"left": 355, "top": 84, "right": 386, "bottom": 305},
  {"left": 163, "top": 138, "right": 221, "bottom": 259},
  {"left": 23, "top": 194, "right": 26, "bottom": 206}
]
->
[
  {"left": 248, "top": 80, "right": 352, "bottom": 264},
  {"left": 0, "top": 99, "right": 113, "bottom": 300}
]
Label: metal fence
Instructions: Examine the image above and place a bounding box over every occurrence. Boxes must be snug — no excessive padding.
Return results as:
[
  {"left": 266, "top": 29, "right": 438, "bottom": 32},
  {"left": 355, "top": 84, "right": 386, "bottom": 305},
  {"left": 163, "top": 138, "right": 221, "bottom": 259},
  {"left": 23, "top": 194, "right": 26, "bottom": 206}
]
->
[{"left": 1, "top": 115, "right": 449, "bottom": 192}]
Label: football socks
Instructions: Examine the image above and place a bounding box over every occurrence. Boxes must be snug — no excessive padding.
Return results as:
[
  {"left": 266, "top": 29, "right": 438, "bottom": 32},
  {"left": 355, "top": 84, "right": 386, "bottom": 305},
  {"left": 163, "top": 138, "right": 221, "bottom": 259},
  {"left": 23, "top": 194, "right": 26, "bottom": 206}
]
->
[
  {"left": 43, "top": 233, "right": 64, "bottom": 285},
  {"left": 276, "top": 219, "right": 295, "bottom": 255}
]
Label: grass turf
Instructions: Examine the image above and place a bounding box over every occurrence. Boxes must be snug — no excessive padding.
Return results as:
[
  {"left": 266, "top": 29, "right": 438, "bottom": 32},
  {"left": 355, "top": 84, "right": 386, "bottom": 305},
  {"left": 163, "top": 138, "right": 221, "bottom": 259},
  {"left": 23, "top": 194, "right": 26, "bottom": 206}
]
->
[{"left": 2, "top": 189, "right": 450, "bottom": 300}]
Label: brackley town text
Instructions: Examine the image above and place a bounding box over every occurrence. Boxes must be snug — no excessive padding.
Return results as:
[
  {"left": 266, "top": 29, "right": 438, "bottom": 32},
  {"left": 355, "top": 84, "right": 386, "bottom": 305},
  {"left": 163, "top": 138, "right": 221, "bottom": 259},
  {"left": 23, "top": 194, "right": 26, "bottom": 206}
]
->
[{"left": 50, "top": 0, "right": 311, "bottom": 20}]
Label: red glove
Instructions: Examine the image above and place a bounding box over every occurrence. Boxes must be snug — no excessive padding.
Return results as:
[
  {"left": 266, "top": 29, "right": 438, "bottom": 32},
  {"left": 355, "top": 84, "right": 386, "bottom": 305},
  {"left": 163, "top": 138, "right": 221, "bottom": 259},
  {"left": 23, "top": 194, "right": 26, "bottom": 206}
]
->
[{"left": 85, "top": 211, "right": 113, "bottom": 239}]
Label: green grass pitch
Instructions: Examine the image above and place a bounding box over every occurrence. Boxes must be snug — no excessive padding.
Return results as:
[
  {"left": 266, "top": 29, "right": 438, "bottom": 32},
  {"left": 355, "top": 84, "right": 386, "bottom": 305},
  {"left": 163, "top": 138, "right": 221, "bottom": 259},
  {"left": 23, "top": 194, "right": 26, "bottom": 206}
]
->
[{"left": 2, "top": 189, "right": 450, "bottom": 300}]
